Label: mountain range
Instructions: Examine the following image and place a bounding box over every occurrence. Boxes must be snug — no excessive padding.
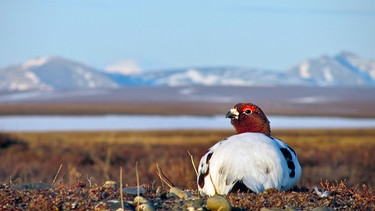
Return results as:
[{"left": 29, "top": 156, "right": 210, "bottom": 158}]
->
[{"left": 1, "top": 51, "right": 374, "bottom": 92}]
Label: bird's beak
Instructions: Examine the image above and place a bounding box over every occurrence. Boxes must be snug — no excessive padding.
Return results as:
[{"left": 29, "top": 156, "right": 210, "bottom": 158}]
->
[{"left": 225, "top": 108, "right": 239, "bottom": 119}]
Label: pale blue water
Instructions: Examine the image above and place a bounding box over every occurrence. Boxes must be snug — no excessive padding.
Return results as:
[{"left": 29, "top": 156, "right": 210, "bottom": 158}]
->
[{"left": 0, "top": 115, "right": 375, "bottom": 132}]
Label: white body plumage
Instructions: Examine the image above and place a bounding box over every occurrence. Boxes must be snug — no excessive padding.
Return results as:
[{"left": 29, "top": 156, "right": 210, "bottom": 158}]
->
[{"left": 197, "top": 132, "right": 301, "bottom": 196}]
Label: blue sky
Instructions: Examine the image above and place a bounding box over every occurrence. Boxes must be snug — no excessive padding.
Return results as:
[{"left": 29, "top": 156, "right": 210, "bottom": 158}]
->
[{"left": 1, "top": 0, "right": 374, "bottom": 73}]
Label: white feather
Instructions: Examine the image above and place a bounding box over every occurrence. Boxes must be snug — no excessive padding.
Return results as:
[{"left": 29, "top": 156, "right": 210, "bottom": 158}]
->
[{"left": 197, "top": 132, "right": 301, "bottom": 196}]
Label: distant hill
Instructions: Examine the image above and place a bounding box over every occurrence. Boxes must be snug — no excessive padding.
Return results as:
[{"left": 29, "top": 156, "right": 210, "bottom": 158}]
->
[
  {"left": 132, "top": 67, "right": 314, "bottom": 86},
  {"left": 287, "top": 52, "right": 375, "bottom": 86},
  {"left": 0, "top": 57, "right": 118, "bottom": 92},
  {"left": 1, "top": 51, "right": 375, "bottom": 92}
]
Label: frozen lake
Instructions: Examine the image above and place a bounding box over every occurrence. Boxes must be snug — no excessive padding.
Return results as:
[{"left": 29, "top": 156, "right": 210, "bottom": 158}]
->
[{"left": 0, "top": 115, "right": 375, "bottom": 132}]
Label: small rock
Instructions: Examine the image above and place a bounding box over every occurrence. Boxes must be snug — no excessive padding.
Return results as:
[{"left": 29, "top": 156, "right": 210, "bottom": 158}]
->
[
  {"left": 285, "top": 205, "right": 298, "bottom": 211},
  {"left": 181, "top": 198, "right": 204, "bottom": 210},
  {"left": 206, "top": 195, "right": 232, "bottom": 211},
  {"left": 192, "top": 198, "right": 204, "bottom": 208},
  {"left": 107, "top": 200, "right": 134, "bottom": 211},
  {"left": 133, "top": 196, "right": 155, "bottom": 211},
  {"left": 311, "top": 207, "right": 336, "bottom": 211},
  {"left": 133, "top": 196, "right": 150, "bottom": 204},
  {"left": 136, "top": 203, "right": 155, "bottom": 211},
  {"left": 169, "top": 187, "right": 192, "bottom": 200},
  {"left": 122, "top": 186, "right": 147, "bottom": 196},
  {"left": 103, "top": 181, "right": 118, "bottom": 189}
]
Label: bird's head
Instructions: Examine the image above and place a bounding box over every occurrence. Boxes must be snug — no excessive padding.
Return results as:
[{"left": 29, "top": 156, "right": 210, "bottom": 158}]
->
[{"left": 225, "top": 103, "right": 271, "bottom": 136}]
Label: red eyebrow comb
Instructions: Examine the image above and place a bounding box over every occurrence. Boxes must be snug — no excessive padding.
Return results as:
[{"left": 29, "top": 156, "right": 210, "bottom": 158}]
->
[{"left": 241, "top": 104, "right": 257, "bottom": 112}]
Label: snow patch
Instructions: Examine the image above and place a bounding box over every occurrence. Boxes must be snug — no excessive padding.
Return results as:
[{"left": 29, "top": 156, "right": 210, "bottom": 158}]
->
[
  {"left": 22, "top": 57, "right": 49, "bottom": 69},
  {"left": 299, "top": 62, "right": 311, "bottom": 78},
  {"left": 161, "top": 69, "right": 197, "bottom": 86},
  {"left": 175, "top": 69, "right": 218, "bottom": 85},
  {"left": 105, "top": 59, "right": 142, "bottom": 75},
  {"left": 221, "top": 79, "right": 250, "bottom": 86},
  {"left": 323, "top": 67, "right": 333, "bottom": 81},
  {"left": 24, "top": 71, "right": 40, "bottom": 84},
  {"left": 369, "top": 69, "right": 375, "bottom": 79},
  {"left": 184, "top": 69, "right": 219, "bottom": 85},
  {"left": 9, "top": 83, "right": 29, "bottom": 91}
]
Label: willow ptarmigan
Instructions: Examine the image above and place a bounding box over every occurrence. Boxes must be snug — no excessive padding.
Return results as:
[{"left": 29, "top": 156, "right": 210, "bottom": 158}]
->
[{"left": 197, "top": 103, "right": 301, "bottom": 196}]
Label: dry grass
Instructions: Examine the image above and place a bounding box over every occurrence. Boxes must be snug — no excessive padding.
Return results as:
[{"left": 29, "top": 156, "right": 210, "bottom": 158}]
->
[{"left": 1, "top": 129, "right": 374, "bottom": 190}]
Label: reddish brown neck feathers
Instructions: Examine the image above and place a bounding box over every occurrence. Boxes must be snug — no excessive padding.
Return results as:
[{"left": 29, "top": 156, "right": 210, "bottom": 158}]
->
[{"left": 228, "top": 103, "right": 271, "bottom": 136}]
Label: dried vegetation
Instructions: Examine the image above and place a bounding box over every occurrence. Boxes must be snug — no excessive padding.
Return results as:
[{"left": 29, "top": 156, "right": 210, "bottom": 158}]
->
[{"left": 0, "top": 129, "right": 374, "bottom": 210}]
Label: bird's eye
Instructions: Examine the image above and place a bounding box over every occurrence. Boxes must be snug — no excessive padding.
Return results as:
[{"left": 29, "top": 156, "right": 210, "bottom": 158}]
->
[{"left": 244, "top": 109, "right": 252, "bottom": 115}]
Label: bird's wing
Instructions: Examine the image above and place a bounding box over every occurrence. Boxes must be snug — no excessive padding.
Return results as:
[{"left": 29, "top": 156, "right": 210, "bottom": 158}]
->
[{"left": 272, "top": 137, "right": 302, "bottom": 190}]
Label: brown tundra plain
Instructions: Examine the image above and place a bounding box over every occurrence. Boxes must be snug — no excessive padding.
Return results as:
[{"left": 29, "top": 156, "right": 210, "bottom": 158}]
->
[{"left": 0, "top": 129, "right": 374, "bottom": 210}]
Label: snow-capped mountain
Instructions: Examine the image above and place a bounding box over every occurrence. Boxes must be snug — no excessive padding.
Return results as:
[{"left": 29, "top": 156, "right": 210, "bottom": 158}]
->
[
  {"left": 1, "top": 51, "right": 375, "bottom": 92},
  {"left": 117, "top": 51, "right": 375, "bottom": 87},
  {"left": 287, "top": 52, "right": 375, "bottom": 86},
  {"left": 0, "top": 57, "right": 118, "bottom": 91},
  {"left": 135, "top": 67, "right": 314, "bottom": 86}
]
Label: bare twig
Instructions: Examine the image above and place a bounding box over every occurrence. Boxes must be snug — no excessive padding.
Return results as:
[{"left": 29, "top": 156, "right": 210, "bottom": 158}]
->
[
  {"left": 136, "top": 161, "right": 140, "bottom": 209},
  {"left": 187, "top": 150, "right": 198, "bottom": 176},
  {"left": 155, "top": 164, "right": 165, "bottom": 190},
  {"left": 209, "top": 173, "right": 219, "bottom": 195},
  {"left": 155, "top": 164, "right": 174, "bottom": 188},
  {"left": 120, "top": 167, "right": 124, "bottom": 211},
  {"left": 52, "top": 164, "right": 63, "bottom": 186},
  {"left": 86, "top": 174, "right": 92, "bottom": 188}
]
